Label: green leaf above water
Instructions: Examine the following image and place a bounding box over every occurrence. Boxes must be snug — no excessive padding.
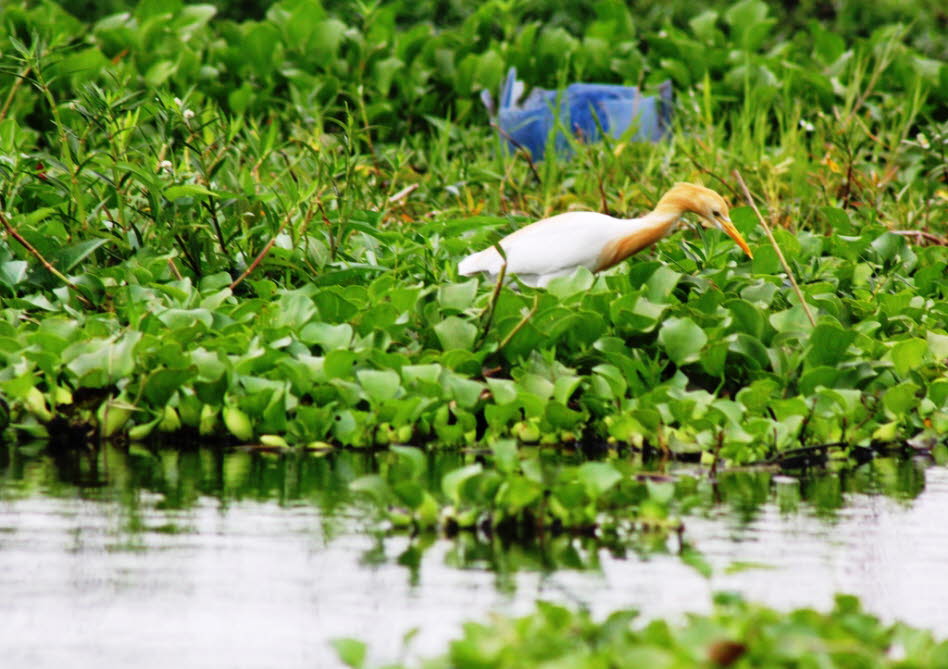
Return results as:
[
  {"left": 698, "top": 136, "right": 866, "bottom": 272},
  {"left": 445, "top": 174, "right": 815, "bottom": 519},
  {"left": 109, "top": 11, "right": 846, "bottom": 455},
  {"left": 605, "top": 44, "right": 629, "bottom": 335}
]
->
[
  {"left": 434, "top": 316, "right": 477, "bottom": 351},
  {"left": 658, "top": 317, "right": 707, "bottom": 365}
]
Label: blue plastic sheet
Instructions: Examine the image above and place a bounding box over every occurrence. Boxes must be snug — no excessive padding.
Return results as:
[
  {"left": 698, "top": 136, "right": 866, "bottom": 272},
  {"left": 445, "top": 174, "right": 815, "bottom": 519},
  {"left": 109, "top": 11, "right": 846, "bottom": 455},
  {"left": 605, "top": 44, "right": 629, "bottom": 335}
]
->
[{"left": 481, "top": 68, "right": 673, "bottom": 160}]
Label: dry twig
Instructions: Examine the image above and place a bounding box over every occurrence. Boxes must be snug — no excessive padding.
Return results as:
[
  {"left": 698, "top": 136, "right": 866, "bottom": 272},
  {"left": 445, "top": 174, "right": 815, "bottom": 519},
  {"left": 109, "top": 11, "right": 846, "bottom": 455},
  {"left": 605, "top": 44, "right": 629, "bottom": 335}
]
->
[{"left": 0, "top": 210, "right": 93, "bottom": 307}]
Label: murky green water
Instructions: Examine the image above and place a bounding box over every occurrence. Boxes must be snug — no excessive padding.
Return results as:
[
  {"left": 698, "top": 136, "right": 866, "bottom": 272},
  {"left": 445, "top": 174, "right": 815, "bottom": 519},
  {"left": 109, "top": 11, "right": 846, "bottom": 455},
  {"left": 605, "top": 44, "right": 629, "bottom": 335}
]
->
[{"left": 2, "top": 443, "right": 946, "bottom": 668}]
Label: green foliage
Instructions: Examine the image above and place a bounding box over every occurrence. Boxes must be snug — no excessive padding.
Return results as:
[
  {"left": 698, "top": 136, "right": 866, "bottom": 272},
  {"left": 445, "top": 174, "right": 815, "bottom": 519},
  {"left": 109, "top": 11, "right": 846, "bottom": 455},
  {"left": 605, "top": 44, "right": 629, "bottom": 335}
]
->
[
  {"left": 0, "top": 0, "right": 945, "bottom": 466},
  {"left": 357, "top": 594, "right": 948, "bottom": 668},
  {"left": 349, "top": 443, "right": 683, "bottom": 534}
]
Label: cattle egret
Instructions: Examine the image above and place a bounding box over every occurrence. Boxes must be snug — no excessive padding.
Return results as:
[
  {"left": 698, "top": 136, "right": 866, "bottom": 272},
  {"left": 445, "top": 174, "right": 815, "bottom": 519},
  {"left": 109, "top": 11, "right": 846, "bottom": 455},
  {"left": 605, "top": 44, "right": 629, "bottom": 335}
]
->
[{"left": 458, "top": 183, "right": 753, "bottom": 287}]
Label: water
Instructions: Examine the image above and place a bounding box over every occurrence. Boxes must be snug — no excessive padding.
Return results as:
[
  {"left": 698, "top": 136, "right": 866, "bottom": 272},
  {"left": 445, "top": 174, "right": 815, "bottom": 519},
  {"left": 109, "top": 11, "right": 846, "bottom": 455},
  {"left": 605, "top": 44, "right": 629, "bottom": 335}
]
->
[{"left": 1, "top": 444, "right": 946, "bottom": 668}]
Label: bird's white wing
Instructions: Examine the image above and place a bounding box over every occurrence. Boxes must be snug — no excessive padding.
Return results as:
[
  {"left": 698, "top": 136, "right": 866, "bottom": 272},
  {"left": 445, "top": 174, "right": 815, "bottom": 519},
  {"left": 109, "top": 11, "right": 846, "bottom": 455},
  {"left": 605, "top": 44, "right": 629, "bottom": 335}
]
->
[{"left": 459, "top": 212, "right": 633, "bottom": 278}]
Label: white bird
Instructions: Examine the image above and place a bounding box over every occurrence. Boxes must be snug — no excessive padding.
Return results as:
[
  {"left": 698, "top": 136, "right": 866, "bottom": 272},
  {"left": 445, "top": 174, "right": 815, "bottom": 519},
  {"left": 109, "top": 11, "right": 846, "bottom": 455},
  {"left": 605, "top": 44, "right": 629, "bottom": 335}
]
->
[{"left": 458, "top": 182, "right": 753, "bottom": 287}]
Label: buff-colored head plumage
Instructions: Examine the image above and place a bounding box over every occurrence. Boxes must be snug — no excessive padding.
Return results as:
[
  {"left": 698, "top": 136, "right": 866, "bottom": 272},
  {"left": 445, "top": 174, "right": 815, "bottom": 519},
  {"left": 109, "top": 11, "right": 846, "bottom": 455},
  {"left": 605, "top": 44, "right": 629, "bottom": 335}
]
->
[{"left": 656, "top": 183, "right": 752, "bottom": 257}]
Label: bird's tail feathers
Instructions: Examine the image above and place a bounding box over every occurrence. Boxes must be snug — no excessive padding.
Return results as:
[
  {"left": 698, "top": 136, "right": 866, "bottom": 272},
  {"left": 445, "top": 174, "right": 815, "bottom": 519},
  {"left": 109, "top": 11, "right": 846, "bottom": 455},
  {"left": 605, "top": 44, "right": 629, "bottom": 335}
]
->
[{"left": 458, "top": 247, "right": 504, "bottom": 276}]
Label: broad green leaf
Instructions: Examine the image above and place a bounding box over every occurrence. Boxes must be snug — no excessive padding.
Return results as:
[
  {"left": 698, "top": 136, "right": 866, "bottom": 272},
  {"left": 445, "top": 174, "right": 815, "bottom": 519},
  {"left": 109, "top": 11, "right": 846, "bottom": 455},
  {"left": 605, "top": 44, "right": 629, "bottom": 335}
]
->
[
  {"left": 889, "top": 339, "right": 927, "bottom": 377},
  {"left": 442, "top": 464, "right": 482, "bottom": 504},
  {"left": 491, "top": 440, "right": 519, "bottom": 474},
  {"left": 437, "top": 279, "right": 479, "bottom": 311},
  {"left": 331, "top": 638, "right": 366, "bottom": 669},
  {"left": 882, "top": 382, "right": 920, "bottom": 417},
  {"left": 357, "top": 369, "right": 401, "bottom": 403},
  {"left": 443, "top": 373, "right": 484, "bottom": 409},
  {"left": 928, "top": 332, "right": 948, "bottom": 361},
  {"left": 658, "top": 317, "right": 707, "bottom": 365},
  {"left": 770, "top": 306, "right": 813, "bottom": 333},
  {"left": 434, "top": 316, "right": 477, "bottom": 351},
  {"left": 391, "top": 445, "right": 426, "bottom": 479},
  {"left": 487, "top": 378, "right": 517, "bottom": 404},
  {"left": 645, "top": 265, "right": 681, "bottom": 303},
  {"left": 0, "top": 260, "right": 28, "bottom": 287},
  {"left": 547, "top": 267, "right": 595, "bottom": 298},
  {"left": 142, "top": 368, "right": 194, "bottom": 405},
  {"left": 57, "top": 238, "right": 108, "bottom": 271},
  {"left": 577, "top": 462, "right": 622, "bottom": 497},
  {"left": 401, "top": 364, "right": 442, "bottom": 386},
  {"left": 807, "top": 323, "right": 855, "bottom": 366}
]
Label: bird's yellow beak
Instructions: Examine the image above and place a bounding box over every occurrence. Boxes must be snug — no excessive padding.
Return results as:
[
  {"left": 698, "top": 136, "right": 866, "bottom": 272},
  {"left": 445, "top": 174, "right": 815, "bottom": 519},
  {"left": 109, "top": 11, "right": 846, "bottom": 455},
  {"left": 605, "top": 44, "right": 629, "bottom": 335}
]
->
[{"left": 714, "top": 215, "right": 753, "bottom": 259}]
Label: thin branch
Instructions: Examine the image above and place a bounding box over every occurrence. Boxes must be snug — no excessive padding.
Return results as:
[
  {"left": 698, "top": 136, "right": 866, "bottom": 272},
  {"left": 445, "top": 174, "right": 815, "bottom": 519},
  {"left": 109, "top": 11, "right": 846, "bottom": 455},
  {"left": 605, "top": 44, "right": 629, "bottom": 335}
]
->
[
  {"left": 499, "top": 293, "right": 539, "bottom": 350},
  {"left": 733, "top": 170, "right": 816, "bottom": 327},
  {"left": 166, "top": 257, "right": 183, "bottom": 280},
  {"left": 0, "top": 64, "right": 31, "bottom": 122},
  {"left": 0, "top": 210, "right": 93, "bottom": 307},
  {"left": 891, "top": 229, "right": 946, "bottom": 246},
  {"left": 228, "top": 201, "right": 315, "bottom": 292},
  {"left": 677, "top": 143, "right": 740, "bottom": 199}
]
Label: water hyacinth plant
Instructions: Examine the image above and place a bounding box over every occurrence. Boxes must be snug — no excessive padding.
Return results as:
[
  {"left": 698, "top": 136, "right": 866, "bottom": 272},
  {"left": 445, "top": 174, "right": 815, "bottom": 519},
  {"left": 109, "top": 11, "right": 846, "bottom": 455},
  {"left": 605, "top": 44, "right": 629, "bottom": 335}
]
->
[{"left": 0, "top": 0, "right": 945, "bottom": 462}]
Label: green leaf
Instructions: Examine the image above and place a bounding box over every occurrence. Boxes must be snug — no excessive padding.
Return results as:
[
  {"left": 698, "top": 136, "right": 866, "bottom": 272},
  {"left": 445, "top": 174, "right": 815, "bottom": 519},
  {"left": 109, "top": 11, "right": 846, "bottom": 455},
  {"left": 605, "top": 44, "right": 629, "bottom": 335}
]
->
[
  {"left": 437, "top": 279, "right": 479, "bottom": 311},
  {"left": 164, "top": 183, "right": 217, "bottom": 200},
  {"left": 0, "top": 260, "right": 28, "bottom": 287},
  {"left": 324, "top": 350, "right": 358, "bottom": 379},
  {"left": 357, "top": 369, "right": 402, "bottom": 403},
  {"left": 491, "top": 439, "right": 519, "bottom": 474},
  {"left": 807, "top": 323, "right": 855, "bottom": 366},
  {"left": 442, "top": 464, "right": 482, "bottom": 504},
  {"left": 57, "top": 238, "right": 108, "bottom": 272},
  {"left": 658, "top": 317, "right": 707, "bottom": 365},
  {"left": 401, "top": 364, "right": 442, "bottom": 386},
  {"left": 434, "top": 316, "right": 477, "bottom": 351},
  {"left": 142, "top": 368, "right": 194, "bottom": 405},
  {"left": 645, "top": 265, "right": 681, "bottom": 303},
  {"left": 487, "top": 378, "right": 517, "bottom": 404},
  {"left": 145, "top": 60, "right": 177, "bottom": 87},
  {"left": 547, "top": 266, "right": 595, "bottom": 298},
  {"left": 331, "top": 638, "right": 366, "bottom": 669},
  {"left": 391, "top": 445, "right": 426, "bottom": 479},
  {"left": 443, "top": 373, "right": 484, "bottom": 409},
  {"left": 577, "top": 462, "right": 622, "bottom": 497},
  {"left": 890, "top": 339, "right": 927, "bottom": 377},
  {"left": 928, "top": 332, "right": 948, "bottom": 361},
  {"left": 882, "top": 382, "right": 920, "bottom": 417}
]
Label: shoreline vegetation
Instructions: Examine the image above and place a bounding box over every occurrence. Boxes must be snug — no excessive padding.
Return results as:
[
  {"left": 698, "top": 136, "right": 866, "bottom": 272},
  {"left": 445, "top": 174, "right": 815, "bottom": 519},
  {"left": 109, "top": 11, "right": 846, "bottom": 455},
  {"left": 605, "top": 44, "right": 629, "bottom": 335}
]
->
[{"left": 1, "top": 0, "right": 946, "bottom": 664}]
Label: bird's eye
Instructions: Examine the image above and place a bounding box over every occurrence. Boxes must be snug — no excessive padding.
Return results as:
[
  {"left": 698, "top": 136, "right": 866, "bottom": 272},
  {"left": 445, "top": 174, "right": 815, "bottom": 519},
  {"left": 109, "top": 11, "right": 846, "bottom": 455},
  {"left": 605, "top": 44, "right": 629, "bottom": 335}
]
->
[{"left": 712, "top": 210, "right": 721, "bottom": 217}]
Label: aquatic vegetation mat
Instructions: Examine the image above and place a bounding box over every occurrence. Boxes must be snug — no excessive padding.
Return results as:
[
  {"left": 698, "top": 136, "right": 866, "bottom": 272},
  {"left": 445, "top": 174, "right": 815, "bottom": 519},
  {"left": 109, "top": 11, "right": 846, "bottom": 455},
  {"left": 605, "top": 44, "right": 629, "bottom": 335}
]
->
[
  {"left": 337, "top": 594, "right": 948, "bottom": 668},
  {"left": 0, "top": 0, "right": 945, "bottom": 465}
]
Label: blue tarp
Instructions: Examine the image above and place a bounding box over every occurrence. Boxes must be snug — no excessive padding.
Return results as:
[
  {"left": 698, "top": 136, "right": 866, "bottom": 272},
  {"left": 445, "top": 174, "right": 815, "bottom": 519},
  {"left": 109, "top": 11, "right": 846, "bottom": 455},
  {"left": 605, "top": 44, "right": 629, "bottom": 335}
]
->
[{"left": 482, "top": 68, "right": 673, "bottom": 160}]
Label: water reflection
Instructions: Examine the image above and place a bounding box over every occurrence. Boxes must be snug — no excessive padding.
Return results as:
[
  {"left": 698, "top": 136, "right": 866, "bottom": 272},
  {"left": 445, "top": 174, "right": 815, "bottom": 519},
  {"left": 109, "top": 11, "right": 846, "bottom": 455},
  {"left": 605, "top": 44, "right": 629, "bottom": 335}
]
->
[{"left": 0, "top": 442, "right": 946, "bottom": 668}]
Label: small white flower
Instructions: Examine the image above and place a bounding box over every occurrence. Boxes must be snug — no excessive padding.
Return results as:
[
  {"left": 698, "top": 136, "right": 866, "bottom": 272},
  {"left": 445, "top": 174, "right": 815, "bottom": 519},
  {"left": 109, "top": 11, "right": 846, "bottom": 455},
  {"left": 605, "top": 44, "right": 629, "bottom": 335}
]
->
[
  {"left": 158, "top": 160, "right": 173, "bottom": 172},
  {"left": 916, "top": 133, "right": 930, "bottom": 149},
  {"left": 183, "top": 109, "right": 195, "bottom": 121},
  {"left": 799, "top": 119, "right": 815, "bottom": 132},
  {"left": 173, "top": 97, "right": 183, "bottom": 108}
]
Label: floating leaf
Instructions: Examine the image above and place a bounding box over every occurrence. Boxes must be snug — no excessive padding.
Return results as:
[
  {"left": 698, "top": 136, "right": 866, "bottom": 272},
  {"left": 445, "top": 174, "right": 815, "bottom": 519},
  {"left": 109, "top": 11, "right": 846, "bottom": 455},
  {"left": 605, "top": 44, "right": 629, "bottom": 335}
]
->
[
  {"left": 331, "top": 638, "right": 366, "bottom": 669},
  {"left": 658, "top": 317, "right": 707, "bottom": 365},
  {"left": 890, "top": 339, "right": 927, "bottom": 377},
  {"left": 357, "top": 369, "right": 402, "bottom": 403},
  {"left": 434, "top": 316, "right": 477, "bottom": 351},
  {"left": 807, "top": 323, "right": 855, "bottom": 366},
  {"left": 577, "top": 462, "right": 622, "bottom": 497}
]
